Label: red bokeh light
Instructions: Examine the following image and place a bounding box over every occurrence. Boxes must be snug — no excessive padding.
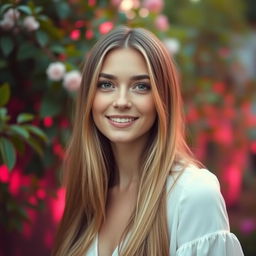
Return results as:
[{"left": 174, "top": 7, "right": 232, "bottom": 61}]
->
[
  {"left": 85, "top": 29, "right": 94, "bottom": 40},
  {"left": 43, "top": 116, "right": 53, "bottom": 127},
  {"left": 0, "top": 165, "right": 10, "bottom": 183},
  {"left": 70, "top": 29, "right": 81, "bottom": 40},
  {"left": 99, "top": 21, "right": 113, "bottom": 35}
]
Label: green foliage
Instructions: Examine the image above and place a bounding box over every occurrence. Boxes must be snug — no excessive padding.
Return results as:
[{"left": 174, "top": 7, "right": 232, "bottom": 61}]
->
[{"left": 0, "top": 84, "right": 48, "bottom": 170}]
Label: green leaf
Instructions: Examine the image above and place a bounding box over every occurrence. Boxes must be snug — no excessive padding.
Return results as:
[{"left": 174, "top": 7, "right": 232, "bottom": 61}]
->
[
  {"left": 10, "top": 136, "right": 25, "bottom": 154},
  {"left": 50, "top": 44, "right": 65, "bottom": 54},
  {"left": 17, "top": 113, "right": 34, "bottom": 123},
  {"left": 40, "top": 95, "right": 62, "bottom": 118},
  {"left": 0, "top": 4, "right": 13, "bottom": 15},
  {"left": 35, "top": 30, "right": 49, "bottom": 47},
  {"left": 35, "top": 6, "right": 43, "bottom": 14},
  {"left": 55, "top": 2, "right": 71, "bottom": 19},
  {"left": 0, "top": 36, "right": 14, "bottom": 57},
  {"left": 0, "top": 107, "right": 7, "bottom": 118},
  {"left": 17, "top": 43, "right": 37, "bottom": 61},
  {"left": 23, "top": 125, "right": 48, "bottom": 142},
  {"left": 26, "top": 137, "right": 44, "bottom": 157},
  {"left": 17, "top": 5, "right": 32, "bottom": 15},
  {"left": 9, "top": 125, "right": 30, "bottom": 139},
  {"left": 0, "top": 137, "right": 16, "bottom": 170},
  {"left": 0, "top": 83, "right": 10, "bottom": 107},
  {"left": 0, "top": 59, "right": 7, "bottom": 69}
]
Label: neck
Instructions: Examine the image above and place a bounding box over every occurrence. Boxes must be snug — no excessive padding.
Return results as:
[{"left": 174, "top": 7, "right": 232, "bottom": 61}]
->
[{"left": 111, "top": 138, "right": 147, "bottom": 191}]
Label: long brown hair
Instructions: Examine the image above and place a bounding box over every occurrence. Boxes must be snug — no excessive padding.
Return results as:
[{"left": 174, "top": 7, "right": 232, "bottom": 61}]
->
[{"left": 52, "top": 26, "right": 199, "bottom": 256}]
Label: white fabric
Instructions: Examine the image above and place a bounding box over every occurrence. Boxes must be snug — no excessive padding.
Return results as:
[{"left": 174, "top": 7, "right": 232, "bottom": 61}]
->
[{"left": 86, "top": 165, "right": 244, "bottom": 255}]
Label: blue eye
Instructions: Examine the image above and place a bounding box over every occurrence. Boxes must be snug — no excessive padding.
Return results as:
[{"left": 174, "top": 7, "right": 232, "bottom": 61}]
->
[
  {"left": 97, "top": 81, "right": 114, "bottom": 90},
  {"left": 133, "top": 83, "right": 151, "bottom": 92}
]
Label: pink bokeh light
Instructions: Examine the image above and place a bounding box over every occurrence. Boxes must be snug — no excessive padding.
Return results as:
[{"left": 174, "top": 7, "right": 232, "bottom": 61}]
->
[
  {"left": 99, "top": 21, "right": 114, "bottom": 35},
  {"left": 0, "top": 165, "right": 10, "bottom": 183},
  {"left": 70, "top": 29, "right": 81, "bottom": 40},
  {"left": 43, "top": 116, "right": 53, "bottom": 127},
  {"left": 50, "top": 187, "right": 66, "bottom": 223}
]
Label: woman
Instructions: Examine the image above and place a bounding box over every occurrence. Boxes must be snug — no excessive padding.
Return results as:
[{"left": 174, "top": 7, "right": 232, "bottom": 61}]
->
[{"left": 52, "top": 26, "right": 244, "bottom": 256}]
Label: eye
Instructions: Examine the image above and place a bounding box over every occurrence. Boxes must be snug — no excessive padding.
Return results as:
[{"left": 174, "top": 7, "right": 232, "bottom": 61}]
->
[
  {"left": 97, "top": 80, "right": 115, "bottom": 90},
  {"left": 133, "top": 83, "right": 151, "bottom": 92}
]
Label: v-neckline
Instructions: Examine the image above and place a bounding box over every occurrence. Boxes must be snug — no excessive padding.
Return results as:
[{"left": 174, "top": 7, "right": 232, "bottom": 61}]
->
[{"left": 96, "top": 233, "right": 119, "bottom": 256}]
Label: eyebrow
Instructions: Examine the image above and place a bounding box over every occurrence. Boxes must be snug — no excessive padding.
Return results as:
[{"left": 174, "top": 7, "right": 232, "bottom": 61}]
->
[{"left": 99, "top": 73, "right": 150, "bottom": 81}]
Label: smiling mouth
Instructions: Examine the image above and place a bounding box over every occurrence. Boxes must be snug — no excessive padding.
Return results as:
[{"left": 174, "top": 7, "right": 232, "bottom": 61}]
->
[{"left": 106, "top": 116, "right": 139, "bottom": 123}]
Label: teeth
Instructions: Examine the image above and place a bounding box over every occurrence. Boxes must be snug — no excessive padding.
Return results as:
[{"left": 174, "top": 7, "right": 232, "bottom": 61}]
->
[{"left": 109, "top": 117, "right": 135, "bottom": 123}]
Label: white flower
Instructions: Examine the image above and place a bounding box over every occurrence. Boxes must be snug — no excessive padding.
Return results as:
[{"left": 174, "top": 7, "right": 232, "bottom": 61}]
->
[
  {"left": 163, "top": 38, "right": 180, "bottom": 55},
  {"left": 0, "top": 18, "right": 15, "bottom": 30},
  {"left": 63, "top": 70, "right": 82, "bottom": 92},
  {"left": 0, "top": 8, "right": 20, "bottom": 30},
  {"left": 23, "top": 16, "right": 40, "bottom": 31},
  {"left": 46, "top": 62, "right": 66, "bottom": 81},
  {"left": 4, "top": 8, "right": 20, "bottom": 21}
]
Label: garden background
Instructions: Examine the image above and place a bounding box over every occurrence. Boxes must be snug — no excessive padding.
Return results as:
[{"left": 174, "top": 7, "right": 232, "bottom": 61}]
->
[{"left": 0, "top": 0, "right": 255, "bottom": 255}]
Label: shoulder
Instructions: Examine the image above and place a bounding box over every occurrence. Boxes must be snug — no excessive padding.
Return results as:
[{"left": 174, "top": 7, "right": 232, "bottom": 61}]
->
[
  {"left": 166, "top": 165, "right": 244, "bottom": 255},
  {"left": 167, "top": 164, "right": 230, "bottom": 245},
  {"left": 167, "top": 164, "right": 221, "bottom": 202},
  {"left": 178, "top": 165, "right": 220, "bottom": 203}
]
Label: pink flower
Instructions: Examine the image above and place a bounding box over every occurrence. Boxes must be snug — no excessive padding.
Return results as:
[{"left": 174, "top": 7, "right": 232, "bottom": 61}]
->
[
  {"left": 46, "top": 62, "right": 66, "bottom": 81},
  {"left": 99, "top": 21, "right": 114, "bottom": 34},
  {"left": 23, "top": 16, "right": 40, "bottom": 31},
  {"left": 155, "top": 14, "right": 169, "bottom": 31},
  {"left": 163, "top": 38, "right": 180, "bottom": 55},
  {"left": 63, "top": 70, "right": 82, "bottom": 91},
  {"left": 143, "top": 0, "right": 164, "bottom": 13}
]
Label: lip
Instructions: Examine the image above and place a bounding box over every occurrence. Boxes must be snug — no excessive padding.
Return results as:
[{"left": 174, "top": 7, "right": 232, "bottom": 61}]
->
[{"left": 106, "top": 115, "right": 139, "bottom": 128}]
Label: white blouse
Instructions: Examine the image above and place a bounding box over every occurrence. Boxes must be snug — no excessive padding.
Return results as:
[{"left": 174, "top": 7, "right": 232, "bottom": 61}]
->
[{"left": 86, "top": 165, "right": 244, "bottom": 256}]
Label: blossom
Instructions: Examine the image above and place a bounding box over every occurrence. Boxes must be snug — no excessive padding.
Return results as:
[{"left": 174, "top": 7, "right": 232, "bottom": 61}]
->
[
  {"left": 155, "top": 14, "right": 169, "bottom": 31},
  {"left": 23, "top": 16, "right": 40, "bottom": 31},
  {"left": 46, "top": 62, "right": 66, "bottom": 81},
  {"left": 0, "top": 18, "right": 15, "bottom": 30},
  {"left": 0, "top": 8, "right": 20, "bottom": 30},
  {"left": 163, "top": 38, "right": 180, "bottom": 55},
  {"left": 143, "top": 0, "right": 164, "bottom": 13},
  {"left": 63, "top": 70, "right": 82, "bottom": 91},
  {"left": 5, "top": 8, "right": 20, "bottom": 20}
]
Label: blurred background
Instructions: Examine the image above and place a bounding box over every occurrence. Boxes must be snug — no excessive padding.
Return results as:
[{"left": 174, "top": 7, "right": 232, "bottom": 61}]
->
[{"left": 0, "top": 0, "right": 255, "bottom": 255}]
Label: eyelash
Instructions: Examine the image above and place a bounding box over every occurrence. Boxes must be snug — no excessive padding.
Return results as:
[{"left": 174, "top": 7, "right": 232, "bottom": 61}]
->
[
  {"left": 97, "top": 80, "right": 151, "bottom": 92},
  {"left": 97, "top": 80, "right": 114, "bottom": 90}
]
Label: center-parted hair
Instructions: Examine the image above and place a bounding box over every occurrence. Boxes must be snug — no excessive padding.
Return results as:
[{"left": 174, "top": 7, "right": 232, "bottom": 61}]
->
[{"left": 52, "top": 26, "right": 198, "bottom": 256}]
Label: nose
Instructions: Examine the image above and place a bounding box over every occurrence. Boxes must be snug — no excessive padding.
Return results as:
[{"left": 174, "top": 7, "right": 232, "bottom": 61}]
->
[{"left": 113, "top": 89, "right": 131, "bottom": 109}]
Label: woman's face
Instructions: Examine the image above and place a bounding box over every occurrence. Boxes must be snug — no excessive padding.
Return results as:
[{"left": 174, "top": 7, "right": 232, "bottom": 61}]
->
[{"left": 92, "top": 48, "right": 157, "bottom": 145}]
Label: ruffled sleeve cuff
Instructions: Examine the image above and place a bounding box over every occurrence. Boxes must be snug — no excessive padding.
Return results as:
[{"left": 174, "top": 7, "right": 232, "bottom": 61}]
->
[{"left": 176, "top": 230, "right": 244, "bottom": 256}]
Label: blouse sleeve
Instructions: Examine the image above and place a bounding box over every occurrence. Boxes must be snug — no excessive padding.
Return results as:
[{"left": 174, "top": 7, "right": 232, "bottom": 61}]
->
[{"left": 175, "top": 168, "right": 244, "bottom": 256}]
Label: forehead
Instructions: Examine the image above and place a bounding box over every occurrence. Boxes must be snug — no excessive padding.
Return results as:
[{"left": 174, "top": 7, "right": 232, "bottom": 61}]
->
[{"left": 100, "top": 48, "right": 149, "bottom": 75}]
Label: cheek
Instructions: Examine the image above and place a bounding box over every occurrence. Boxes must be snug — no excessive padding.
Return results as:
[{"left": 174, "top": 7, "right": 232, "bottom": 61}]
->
[
  {"left": 139, "top": 97, "right": 156, "bottom": 117},
  {"left": 92, "top": 93, "right": 106, "bottom": 115}
]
